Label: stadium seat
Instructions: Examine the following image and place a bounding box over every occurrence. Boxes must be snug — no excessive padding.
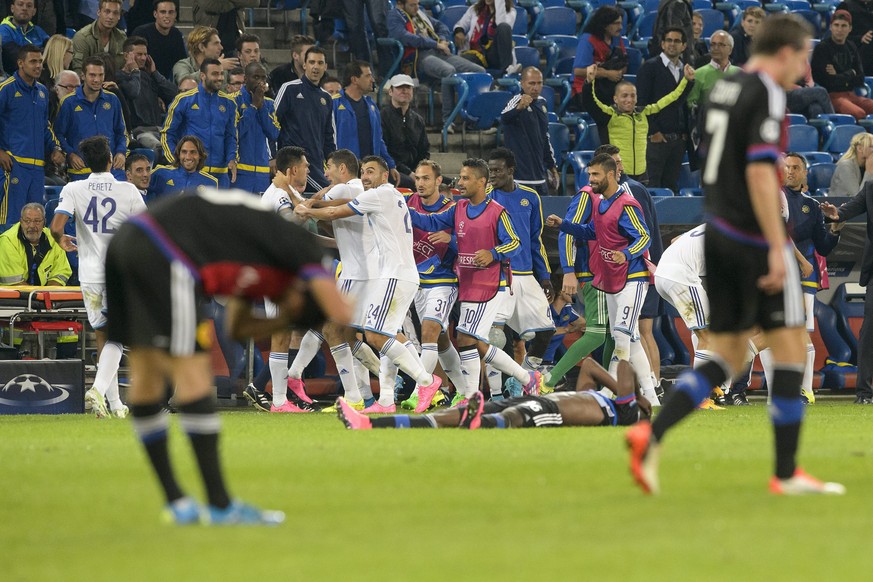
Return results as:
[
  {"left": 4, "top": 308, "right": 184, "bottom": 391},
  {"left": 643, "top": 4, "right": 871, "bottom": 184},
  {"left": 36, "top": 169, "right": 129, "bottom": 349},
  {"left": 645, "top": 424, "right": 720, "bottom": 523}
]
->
[
  {"left": 626, "top": 46, "right": 643, "bottom": 74},
  {"left": 538, "top": 34, "right": 577, "bottom": 75},
  {"left": 823, "top": 125, "right": 865, "bottom": 158},
  {"left": 787, "top": 124, "right": 820, "bottom": 152},
  {"left": 550, "top": 122, "right": 572, "bottom": 193},
  {"left": 649, "top": 187, "right": 674, "bottom": 197},
  {"left": 534, "top": 6, "right": 578, "bottom": 37},
  {"left": 376, "top": 38, "right": 435, "bottom": 124},
  {"left": 795, "top": 9, "right": 823, "bottom": 33},
  {"left": 661, "top": 304, "right": 691, "bottom": 365},
  {"left": 799, "top": 151, "right": 832, "bottom": 166},
  {"left": 807, "top": 163, "right": 836, "bottom": 193},
  {"left": 513, "top": 7, "right": 531, "bottom": 38},
  {"left": 438, "top": 5, "right": 467, "bottom": 30},
  {"left": 715, "top": 2, "right": 741, "bottom": 29},
  {"left": 786, "top": 113, "right": 808, "bottom": 125},
  {"left": 267, "top": 0, "right": 309, "bottom": 35},
  {"left": 444, "top": 73, "right": 506, "bottom": 150},
  {"left": 514, "top": 34, "right": 530, "bottom": 46},
  {"left": 696, "top": 8, "right": 725, "bottom": 37},
  {"left": 44, "top": 185, "right": 62, "bottom": 204},
  {"left": 514, "top": 46, "right": 541, "bottom": 69},
  {"left": 623, "top": 74, "right": 636, "bottom": 86},
  {"left": 692, "top": 0, "right": 713, "bottom": 9},
  {"left": 678, "top": 187, "right": 703, "bottom": 197},
  {"left": 566, "top": 149, "right": 595, "bottom": 190},
  {"left": 632, "top": 11, "right": 657, "bottom": 40},
  {"left": 651, "top": 315, "right": 677, "bottom": 365},
  {"left": 540, "top": 84, "right": 557, "bottom": 112},
  {"left": 814, "top": 188, "right": 830, "bottom": 197},
  {"left": 815, "top": 298, "right": 857, "bottom": 389},
  {"left": 677, "top": 163, "right": 700, "bottom": 190},
  {"left": 132, "top": 148, "right": 156, "bottom": 166},
  {"left": 830, "top": 282, "right": 866, "bottom": 364},
  {"left": 555, "top": 56, "right": 575, "bottom": 75}
]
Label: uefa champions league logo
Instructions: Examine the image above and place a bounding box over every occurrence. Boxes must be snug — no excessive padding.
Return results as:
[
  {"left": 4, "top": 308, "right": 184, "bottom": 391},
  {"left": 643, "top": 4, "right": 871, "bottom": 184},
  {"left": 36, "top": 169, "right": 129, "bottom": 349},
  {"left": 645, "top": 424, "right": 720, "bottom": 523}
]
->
[{"left": 0, "top": 374, "right": 72, "bottom": 407}]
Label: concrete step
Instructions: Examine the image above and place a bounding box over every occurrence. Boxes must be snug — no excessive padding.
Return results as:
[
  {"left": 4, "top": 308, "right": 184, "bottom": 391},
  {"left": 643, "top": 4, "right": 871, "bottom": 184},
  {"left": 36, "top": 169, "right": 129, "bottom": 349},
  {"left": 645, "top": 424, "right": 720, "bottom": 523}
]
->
[{"left": 429, "top": 152, "right": 467, "bottom": 177}]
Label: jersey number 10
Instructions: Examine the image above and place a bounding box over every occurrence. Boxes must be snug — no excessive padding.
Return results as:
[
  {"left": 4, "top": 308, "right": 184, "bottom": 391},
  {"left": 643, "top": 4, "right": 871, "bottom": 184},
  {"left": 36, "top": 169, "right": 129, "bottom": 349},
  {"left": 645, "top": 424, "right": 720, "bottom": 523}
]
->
[{"left": 83, "top": 196, "right": 117, "bottom": 234}]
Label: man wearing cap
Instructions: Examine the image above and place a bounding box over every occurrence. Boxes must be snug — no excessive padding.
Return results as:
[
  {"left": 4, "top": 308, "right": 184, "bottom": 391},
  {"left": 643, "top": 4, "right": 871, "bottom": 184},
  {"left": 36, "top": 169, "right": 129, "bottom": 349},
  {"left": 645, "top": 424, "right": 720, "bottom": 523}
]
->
[
  {"left": 812, "top": 10, "right": 873, "bottom": 120},
  {"left": 380, "top": 73, "right": 430, "bottom": 189}
]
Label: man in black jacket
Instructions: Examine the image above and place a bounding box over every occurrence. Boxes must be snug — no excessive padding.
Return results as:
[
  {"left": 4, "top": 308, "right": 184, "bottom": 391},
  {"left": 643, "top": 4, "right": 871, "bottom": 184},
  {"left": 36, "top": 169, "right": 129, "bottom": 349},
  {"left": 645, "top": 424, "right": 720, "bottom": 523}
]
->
[
  {"left": 811, "top": 10, "right": 873, "bottom": 120},
  {"left": 836, "top": 0, "right": 873, "bottom": 75},
  {"left": 637, "top": 27, "right": 694, "bottom": 192},
  {"left": 380, "top": 74, "right": 430, "bottom": 189},
  {"left": 117, "top": 36, "right": 178, "bottom": 151}
]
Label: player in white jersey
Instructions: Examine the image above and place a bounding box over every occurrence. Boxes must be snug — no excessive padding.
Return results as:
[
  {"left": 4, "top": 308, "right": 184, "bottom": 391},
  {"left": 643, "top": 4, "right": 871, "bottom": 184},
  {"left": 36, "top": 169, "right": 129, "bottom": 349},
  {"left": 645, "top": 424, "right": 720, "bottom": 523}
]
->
[
  {"left": 295, "top": 155, "right": 442, "bottom": 413},
  {"left": 50, "top": 136, "right": 147, "bottom": 419}
]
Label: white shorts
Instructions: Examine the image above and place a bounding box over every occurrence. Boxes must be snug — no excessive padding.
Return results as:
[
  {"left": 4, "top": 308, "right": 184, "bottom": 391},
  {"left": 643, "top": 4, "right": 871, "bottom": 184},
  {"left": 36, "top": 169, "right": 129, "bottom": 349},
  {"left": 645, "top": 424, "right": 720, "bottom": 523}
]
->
[
  {"left": 605, "top": 280, "right": 648, "bottom": 340},
  {"left": 414, "top": 285, "right": 458, "bottom": 332},
  {"left": 456, "top": 289, "right": 508, "bottom": 342},
  {"left": 654, "top": 276, "right": 709, "bottom": 331},
  {"left": 81, "top": 282, "right": 108, "bottom": 329},
  {"left": 339, "top": 277, "right": 369, "bottom": 329},
  {"left": 804, "top": 292, "right": 815, "bottom": 333},
  {"left": 363, "top": 278, "right": 418, "bottom": 337},
  {"left": 494, "top": 274, "right": 555, "bottom": 339}
]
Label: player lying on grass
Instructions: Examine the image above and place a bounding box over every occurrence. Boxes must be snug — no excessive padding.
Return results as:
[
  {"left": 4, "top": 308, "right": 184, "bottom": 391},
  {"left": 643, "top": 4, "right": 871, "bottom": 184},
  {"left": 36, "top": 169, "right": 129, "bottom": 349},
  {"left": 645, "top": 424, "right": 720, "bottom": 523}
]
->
[{"left": 336, "top": 358, "right": 651, "bottom": 430}]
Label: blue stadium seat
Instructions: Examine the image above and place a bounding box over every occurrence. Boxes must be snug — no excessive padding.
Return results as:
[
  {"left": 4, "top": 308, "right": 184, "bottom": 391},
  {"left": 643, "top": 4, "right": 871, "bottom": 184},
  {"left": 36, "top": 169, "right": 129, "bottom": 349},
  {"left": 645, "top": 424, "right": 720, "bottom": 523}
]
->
[
  {"left": 815, "top": 298, "right": 857, "bottom": 389},
  {"left": 513, "top": 34, "right": 530, "bottom": 46},
  {"left": 555, "top": 56, "right": 574, "bottom": 75},
  {"left": 787, "top": 124, "right": 820, "bottom": 152},
  {"left": 799, "top": 151, "right": 832, "bottom": 166},
  {"left": 813, "top": 188, "right": 830, "bottom": 197},
  {"left": 632, "top": 11, "right": 657, "bottom": 40},
  {"left": 540, "top": 84, "right": 557, "bottom": 112},
  {"left": 566, "top": 149, "right": 595, "bottom": 191},
  {"left": 649, "top": 187, "right": 674, "bottom": 197},
  {"left": 535, "top": 6, "right": 578, "bottom": 37},
  {"left": 807, "top": 163, "right": 836, "bottom": 193},
  {"left": 830, "top": 283, "right": 865, "bottom": 364},
  {"left": 786, "top": 113, "right": 808, "bottom": 125},
  {"left": 623, "top": 73, "right": 636, "bottom": 86},
  {"left": 513, "top": 7, "right": 531, "bottom": 38},
  {"left": 626, "top": 46, "right": 643, "bottom": 74},
  {"left": 514, "top": 46, "right": 540, "bottom": 69},
  {"left": 823, "top": 125, "right": 865, "bottom": 158},
  {"left": 679, "top": 187, "right": 703, "bottom": 197},
  {"left": 795, "top": 9, "right": 823, "bottom": 33},
  {"left": 132, "top": 148, "right": 156, "bottom": 166},
  {"left": 677, "top": 163, "right": 700, "bottom": 190},
  {"left": 44, "top": 185, "right": 63, "bottom": 204},
  {"left": 715, "top": 2, "right": 741, "bottom": 29},
  {"left": 692, "top": 0, "right": 713, "bottom": 9},
  {"left": 550, "top": 122, "right": 572, "bottom": 193},
  {"left": 438, "top": 5, "right": 467, "bottom": 30},
  {"left": 696, "top": 8, "right": 725, "bottom": 36}
]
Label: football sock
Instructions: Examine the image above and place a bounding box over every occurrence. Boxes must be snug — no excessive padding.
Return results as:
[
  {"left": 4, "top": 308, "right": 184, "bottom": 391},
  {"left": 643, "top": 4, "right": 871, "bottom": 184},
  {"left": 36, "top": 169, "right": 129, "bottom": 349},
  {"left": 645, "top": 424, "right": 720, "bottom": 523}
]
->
[
  {"left": 330, "top": 343, "right": 361, "bottom": 402},
  {"left": 178, "top": 396, "right": 230, "bottom": 509},
  {"left": 131, "top": 403, "right": 182, "bottom": 503},
  {"left": 354, "top": 359, "right": 374, "bottom": 401},
  {"left": 543, "top": 329, "right": 606, "bottom": 387},
  {"left": 288, "top": 329, "right": 324, "bottom": 380},
  {"left": 268, "top": 352, "right": 288, "bottom": 407},
  {"left": 438, "top": 343, "right": 466, "bottom": 392},
  {"left": 404, "top": 340, "right": 420, "bottom": 360},
  {"left": 378, "top": 356, "right": 398, "bottom": 407},
  {"left": 484, "top": 345, "right": 528, "bottom": 384},
  {"left": 630, "top": 338, "right": 658, "bottom": 404},
  {"left": 652, "top": 357, "right": 730, "bottom": 442},
  {"left": 93, "top": 341, "right": 123, "bottom": 397},
  {"left": 106, "top": 377, "right": 123, "bottom": 411},
  {"left": 803, "top": 343, "right": 815, "bottom": 394},
  {"left": 769, "top": 365, "right": 805, "bottom": 479},
  {"left": 522, "top": 354, "right": 542, "bottom": 371},
  {"left": 486, "top": 363, "right": 503, "bottom": 397},
  {"left": 370, "top": 414, "right": 437, "bottom": 429},
  {"left": 420, "top": 342, "right": 439, "bottom": 375},
  {"left": 458, "top": 346, "right": 481, "bottom": 397},
  {"left": 759, "top": 348, "right": 775, "bottom": 398},
  {"left": 479, "top": 414, "right": 507, "bottom": 429},
  {"left": 252, "top": 365, "right": 271, "bottom": 392},
  {"left": 381, "top": 337, "right": 433, "bottom": 386},
  {"left": 352, "top": 340, "right": 382, "bottom": 376}
]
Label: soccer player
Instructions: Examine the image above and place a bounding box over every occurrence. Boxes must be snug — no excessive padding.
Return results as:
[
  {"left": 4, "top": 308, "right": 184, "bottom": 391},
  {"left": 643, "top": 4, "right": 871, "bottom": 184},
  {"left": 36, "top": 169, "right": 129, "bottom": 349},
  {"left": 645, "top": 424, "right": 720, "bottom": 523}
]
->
[
  {"left": 50, "top": 136, "right": 146, "bottom": 419},
  {"left": 233, "top": 62, "right": 279, "bottom": 194},
  {"left": 546, "top": 154, "right": 658, "bottom": 405},
  {"left": 294, "top": 155, "right": 442, "bottom": 414},
  {"left": 485, "top": 148, "right": 556, "bottom": 398},
  {"left": 400, "top": 159, "right": 466, "bottom": 410},
  {"left": 337, "top": 359, "right": 650, "bottom": 430},
  {"left": 105, "top": 188, "right": 351, "bottom": 524},
  {"left": 408, "top": 158, "right": 544, "bottom": 402},
  {"left": 627, "top": 14, "right": 846, "bottom": 496}
]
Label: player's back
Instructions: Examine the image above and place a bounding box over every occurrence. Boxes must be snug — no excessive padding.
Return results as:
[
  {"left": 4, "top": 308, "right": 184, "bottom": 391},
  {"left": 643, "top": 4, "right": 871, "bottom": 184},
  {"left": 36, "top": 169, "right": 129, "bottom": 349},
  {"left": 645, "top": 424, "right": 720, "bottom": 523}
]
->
[
  {"left": 325, "top": 178, "right": 377, "bottom": 280},
  {"left": 701, "top": 70, "right": 785, "bottom": 236},
  {"left": 350, "top": 183, "right": 418, "bottom": 283},
  {"left": 657, "top": 224, "right": 706, "bottom": 283},
  {"left": 56, "top": 172, "right": 146, "bottom": 283}
]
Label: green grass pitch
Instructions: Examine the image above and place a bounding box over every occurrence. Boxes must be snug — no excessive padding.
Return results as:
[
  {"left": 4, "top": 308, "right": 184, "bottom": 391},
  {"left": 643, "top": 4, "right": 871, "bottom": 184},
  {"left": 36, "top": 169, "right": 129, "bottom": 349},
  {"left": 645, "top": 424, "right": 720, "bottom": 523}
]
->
[{"left": 2, "top": 403, "right": 872, "bottom": 581}]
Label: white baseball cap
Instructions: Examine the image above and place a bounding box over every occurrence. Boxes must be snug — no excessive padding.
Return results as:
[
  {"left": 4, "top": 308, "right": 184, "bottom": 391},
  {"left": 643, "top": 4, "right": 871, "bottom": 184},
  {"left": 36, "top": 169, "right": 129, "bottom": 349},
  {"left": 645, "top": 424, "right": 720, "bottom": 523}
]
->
[{"left": 388, "top": 74, "right": 415, "bottom": 88}]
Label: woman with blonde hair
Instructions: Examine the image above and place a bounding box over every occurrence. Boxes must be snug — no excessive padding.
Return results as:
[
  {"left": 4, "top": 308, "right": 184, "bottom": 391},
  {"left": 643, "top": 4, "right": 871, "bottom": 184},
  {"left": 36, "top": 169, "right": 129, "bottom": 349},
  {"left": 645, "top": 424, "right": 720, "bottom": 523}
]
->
[
  {"left": 830, "top": 131, "right": 873, "bottom": 196},
  {"left": 40, "top": 34, "right": 74, "bottom": 88}
]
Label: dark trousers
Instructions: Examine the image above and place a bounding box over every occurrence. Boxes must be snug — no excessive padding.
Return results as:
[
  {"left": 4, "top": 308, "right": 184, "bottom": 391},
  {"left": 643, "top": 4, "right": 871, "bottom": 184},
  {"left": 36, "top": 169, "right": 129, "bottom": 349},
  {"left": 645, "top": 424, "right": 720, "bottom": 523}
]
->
[
  {"left": 646, "top": 139, "right": 685, "bottom": 193},
  {"left": 461, "top": 23, "right": 513, "bottom": 72},
  {"left": 343, "top": 0, "right": 388, "bottom": 64},
  {"left": 858, "top": 283, "right": 873, "bottom": 398}
]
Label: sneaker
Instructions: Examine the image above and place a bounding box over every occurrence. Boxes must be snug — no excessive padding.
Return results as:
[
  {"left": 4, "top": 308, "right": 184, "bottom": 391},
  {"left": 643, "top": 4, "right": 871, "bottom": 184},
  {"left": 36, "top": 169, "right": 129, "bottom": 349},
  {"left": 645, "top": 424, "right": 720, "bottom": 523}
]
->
[
  {"left": 270, "top": 401, "right": 308, "bottom": 413},
  {"left": 321, "top": 399, "right": 364, "bottom": 414},
  {"left": 730, "top": 392, "right": 751, "bottom": 406},
  {"left": 711, "top": 387, "right": 726, "bottom": 406},
  {"left": 769, "top": 469, "right": 846, "bottom": 496},
  {"left": 458, "top": 391, "right": 485, "bottom": 429},
  {"left": 287, "top": 391, "right": 320, "bottom": 412},
  {"left": 400, "top": 393, "right": 419, "bottom": 411},
  {"left": 800, "top": 387, "right": 815, "bottom": 405},
  {"left": 85, "top": 387, "right": 108, "bottom": 419},
  {"left": 206, "top": 500, "right": 285, "bottom": 526},
  {"left": 450, "top": 392, "right": 466, "bottom": 408},
  {"left": 697, "top": 398, "right": 725, "bottom": 410},
  {"left": 854, "top": 395, "right": 873, "bottom": 405},
  {"left": 414, "top": 375, "right": 442, "bottom": 414},
  {"left": 504, "top": 377, "right": 523, "bottom": 398},
  {"left": 523, "top": 371, "right": 543, "bottom": 396},
  {"left": 111, "top": 404, "right": 129, "bottom": 419},
  {"left": 429, "top": 390, "right": 449, "bottom": 410},
  {"left": 625, "top": 421, "right": 660, "bottom": 495},
  {"left": 286, "top": 376, "right": 312, "bottom": 404},
  {"left": 362, "top": 401, "right": 396, "bottom": 414},
  {"left": 243, "top": 384, "right": 271, "bottom": 412},
  {"left": 336, "top": 397, "right": 372, "bottom": 430},
  {"left": 163, "top": 496, "right": 202, "bottom": 525},
  {"left": 490, "top": 393, "right": 505, "bottom": 402}
]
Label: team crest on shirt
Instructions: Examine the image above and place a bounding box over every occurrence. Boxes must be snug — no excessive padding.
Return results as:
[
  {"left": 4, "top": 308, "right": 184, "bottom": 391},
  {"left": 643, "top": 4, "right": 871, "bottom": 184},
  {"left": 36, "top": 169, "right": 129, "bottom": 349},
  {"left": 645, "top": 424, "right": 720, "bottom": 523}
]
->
[
  {"left": 240, "top": 103, "right": 247, "bottom": 110},
  {"left": 219, "top": 104, "right": 226, "bottom": 112},
  {"left": 74, "top": 105, "right": 82, "bottom": 111},
  {"left": 802, "top": 205, "right": 810, "bottom": 213},
  {"left": 11, "top": 177, "right": 19, "bottom": 184},
  {"left": 541, "top": 105, "right": 547, "bottom": 113},
  {"left": 39, "top": 91, "right": 44, "bottom": 99},
  {"left": 103, "top": 102, "right": 111, "bottom": 110},
  {"left": 520, "top": 199, "right": 529, "bottom": 206},
  {"left": 320, "top": 98, "right": 326, "bottom": 106}
]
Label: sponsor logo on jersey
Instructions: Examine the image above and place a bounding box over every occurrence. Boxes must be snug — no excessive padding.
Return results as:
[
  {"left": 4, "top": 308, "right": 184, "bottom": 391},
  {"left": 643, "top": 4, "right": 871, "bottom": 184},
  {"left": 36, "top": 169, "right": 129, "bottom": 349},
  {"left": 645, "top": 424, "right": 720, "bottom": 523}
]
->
[
  {"left": 192, "top": 104, "right": 199, "bottom": 109},
  {"left": 166, "top": 179, "right": 174, "bottom": 185},
  {"left": 103, "top": 102, "right": 111, "bottom": 110},
  {"left": 320, "top": 98, "right": 326, "bottom": 106},
  {"left": 520, "top": 199, "right": 529, "bottom": 206},
  {"left": 74, "top": 105, "right": 83, "bottom": 111},
  {"left": 219, "top": 104, "right": 226, "bottom": 112},
  {"left": 14, "top": 91, "right": 21, "bottom": 97},
  {"left": 457, "top": 253, "right": 478, "bottom": 266},
  {"left": 802, "top": 205, "right": 810, "bottom": 214}
]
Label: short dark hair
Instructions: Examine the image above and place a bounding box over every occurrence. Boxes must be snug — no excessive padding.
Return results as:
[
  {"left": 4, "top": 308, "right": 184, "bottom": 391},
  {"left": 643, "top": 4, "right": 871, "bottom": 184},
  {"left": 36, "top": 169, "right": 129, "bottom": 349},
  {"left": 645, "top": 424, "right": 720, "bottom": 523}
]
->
[
  {"left": 82, "top": 55, "right": 106, "bottom": 71},
  {"left": 342, "top": 60, "right": 371, "bottom": 88},
  {"left": 244, "top": 61, "right": 266, "bottom": 77},
  {"left": 175, "top": 135, "right": 207, "bottom": 171},
  {"left": 328, "top": 149, "right": 360, "bottom": 176},
  {"left": 662, "top": 26, "right": 686, "bottom": 43},
  {"left": 228, "top": 67, "right": 244, "bottom": 77},
  {"left": 320, "top": 74, "right": 340, "bottom": 87},
  {"left": 751, "top": 14, "right": 812, "bottom": 56},
  {"left": 199, "top": 57, "right": 221, "bottom": 74},
  {"left": 16, "top": 44, "right": 41, "bottom": 61},
  {"left": 595, "top": 144, "right": 620, "bottom": 157},
  {"left": 488, "top": 147, "right": 516, "bottom": 170},
  {"left": 236, "top": 33, "right": 260, "bottom": 53},
  {"left": 462, "top": 158, "right": 490, "bottom": 182},
  {"left": 589, "top": 153, "right": 617, "bottom": 175},
  {"left": 784, "top": 151, "right": 809, "bottom": 166},
  {"left": 123, "top": 36, "right": 147, "bottom": 52},
  {"left": 152, "top": 0, "right": 179, "bottom": 11},
  {"left": 361, "top": 155, "right": 389, "bottom": 173},
  {"left": 290, "top": 35, "right": 316, "bottom": 53},
  {"left": 304, "top": 46, "right": 326, "bottom": 61},
  {"left": 125, "top": 152, "right": 151, "bottom": 172},
  {"left": 79, "top": 135, "right": 111, "bottom": 172},
  {"left": 275, "top": 146, "right": 308, "bottom": 173}
]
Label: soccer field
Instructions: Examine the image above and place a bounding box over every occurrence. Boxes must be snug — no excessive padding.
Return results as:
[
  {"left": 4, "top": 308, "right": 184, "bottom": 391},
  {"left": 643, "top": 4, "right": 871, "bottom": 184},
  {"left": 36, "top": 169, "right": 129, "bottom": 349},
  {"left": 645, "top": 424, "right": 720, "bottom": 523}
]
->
[{"left": 3, "top": 403, "right": 872, "bottom": 581}]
